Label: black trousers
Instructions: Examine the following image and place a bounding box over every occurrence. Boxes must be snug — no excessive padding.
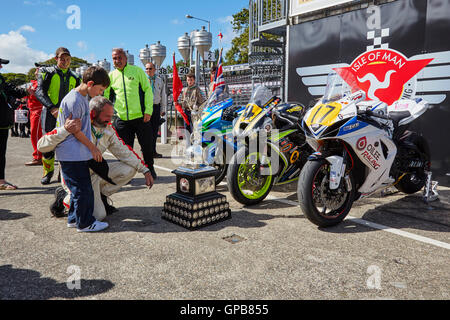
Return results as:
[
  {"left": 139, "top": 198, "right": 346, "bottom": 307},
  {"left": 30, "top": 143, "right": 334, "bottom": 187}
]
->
[
  {"left": 150, "top": 104, "right": 161, "bottom": 153},
  {"left": 113, "top": 117, "right": 154, "bottom": 168},
  {"left": 42, "top": 107, "right": 57, "bottom": 160},
  {"left": 0, "top": 129, "right": 8, "bottom": 180}
]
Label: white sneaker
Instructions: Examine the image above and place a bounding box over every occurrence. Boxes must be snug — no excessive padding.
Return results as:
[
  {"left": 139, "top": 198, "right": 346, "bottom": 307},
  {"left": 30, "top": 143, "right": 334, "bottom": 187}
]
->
[
  {"left": 67, "top": 222, "right": 77, "bottom": 228},
  {"left": 77, "top": 220, "right": 109, "bottom": 232}
]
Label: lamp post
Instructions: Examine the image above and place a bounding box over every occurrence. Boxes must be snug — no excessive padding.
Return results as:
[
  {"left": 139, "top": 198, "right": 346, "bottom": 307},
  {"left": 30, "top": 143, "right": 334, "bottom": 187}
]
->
[{"left": 186, "top": 14, "right": 210, "bottom": 32}]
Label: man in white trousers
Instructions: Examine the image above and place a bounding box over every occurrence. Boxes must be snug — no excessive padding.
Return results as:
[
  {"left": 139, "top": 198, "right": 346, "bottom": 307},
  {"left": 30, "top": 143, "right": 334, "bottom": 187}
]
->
[{"left": 38, "top": 96, "right": 154, "bottom": 221}]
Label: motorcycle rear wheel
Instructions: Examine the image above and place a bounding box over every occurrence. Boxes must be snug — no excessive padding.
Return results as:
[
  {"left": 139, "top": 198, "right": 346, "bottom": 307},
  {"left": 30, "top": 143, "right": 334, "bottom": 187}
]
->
[{"left": 395, "top": 134, "right": 430, "bottom": 194}]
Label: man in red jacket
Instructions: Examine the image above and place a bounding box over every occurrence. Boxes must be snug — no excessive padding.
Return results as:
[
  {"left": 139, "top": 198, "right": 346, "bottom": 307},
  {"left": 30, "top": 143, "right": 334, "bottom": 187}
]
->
[{"left": 25, "top": 68, "right": 43, "bottom": 166}]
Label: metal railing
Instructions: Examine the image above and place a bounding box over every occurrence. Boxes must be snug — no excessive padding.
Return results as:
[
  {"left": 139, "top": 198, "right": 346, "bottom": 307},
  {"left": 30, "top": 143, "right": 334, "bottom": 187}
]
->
[{"left": 249, "top": 0, "right": 289, "bottom": 42}]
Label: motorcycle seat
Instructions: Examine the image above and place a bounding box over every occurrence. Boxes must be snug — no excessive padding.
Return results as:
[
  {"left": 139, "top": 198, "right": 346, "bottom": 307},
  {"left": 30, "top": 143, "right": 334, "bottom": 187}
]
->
[{"left": 389, "top": 111, "right": 411, "bottom": 123}]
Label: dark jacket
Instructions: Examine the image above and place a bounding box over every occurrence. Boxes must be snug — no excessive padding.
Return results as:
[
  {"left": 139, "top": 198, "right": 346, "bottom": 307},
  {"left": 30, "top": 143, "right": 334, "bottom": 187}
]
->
[
  {"left": 0, "top": 74, "right": 27, "bottom": 129},
  {"left": 35, "top": 66, "right": 80, "bottom": 111}
]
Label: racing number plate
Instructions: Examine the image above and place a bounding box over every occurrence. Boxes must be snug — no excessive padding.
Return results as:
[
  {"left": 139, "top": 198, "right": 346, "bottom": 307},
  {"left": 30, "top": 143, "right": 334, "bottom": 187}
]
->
[{"left": 306, "top": 102, "right": 342, "bottom": 127}]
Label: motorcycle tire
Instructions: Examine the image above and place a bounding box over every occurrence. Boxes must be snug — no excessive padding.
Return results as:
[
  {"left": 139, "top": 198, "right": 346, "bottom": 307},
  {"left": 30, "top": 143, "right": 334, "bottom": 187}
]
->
[
  {"left": 214, "top": 162, "right": 228, "bottom": 185},
  {"left": 202, "top": 143, "right": 228, "bottom": 185},
  {"left": 395, "top": 134, "right": 430, "bottom": 194},
  {"left": 227, "top": 147, "right": 274, "bottom": 205},
  {"left": 297, "top": 159, "right": 355, "bottom": 228}
]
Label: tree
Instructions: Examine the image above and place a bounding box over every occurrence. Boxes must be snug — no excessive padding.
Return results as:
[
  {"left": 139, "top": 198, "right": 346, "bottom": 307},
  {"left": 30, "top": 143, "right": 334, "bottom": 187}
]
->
[
  {"left": 6, "top": 57, "right": 91, "bottom": 83},
  {"left": 224, "top": 8, "right": 249, "bottom": 65},
  {"left": 165, "top": 59, "right": 189, "bottom": 74},
  {"left": 2, "top": 73, "right": 28, "bottom": 86}
]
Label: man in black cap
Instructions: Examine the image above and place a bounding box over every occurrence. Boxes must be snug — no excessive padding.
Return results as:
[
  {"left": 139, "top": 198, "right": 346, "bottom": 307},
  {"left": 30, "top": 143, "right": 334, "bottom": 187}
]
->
[
  {"left": 35, "top": 47, "right": 81, "bottom": 185},
  {"left": 0, "top": 58, "right": 27, "bottom": 190}
]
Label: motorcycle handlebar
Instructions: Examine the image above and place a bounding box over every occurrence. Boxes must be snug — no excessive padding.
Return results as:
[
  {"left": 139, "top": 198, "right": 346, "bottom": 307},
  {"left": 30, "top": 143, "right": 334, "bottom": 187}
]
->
[
  {"left": 273, "top": 110, "right": 297, "bottom": 127},
  {"left": 358, "top": 109, "right": 391, "bottom": 120}
]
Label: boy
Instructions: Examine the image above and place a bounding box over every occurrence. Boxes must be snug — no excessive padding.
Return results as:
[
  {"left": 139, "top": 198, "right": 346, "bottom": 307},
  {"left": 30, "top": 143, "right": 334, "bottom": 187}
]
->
[
  {"left": 55, "top": 66, "right": 110, "bottom": 232},
  {"left": 179, "top": 73, "right": 205, "bottom": 134}
]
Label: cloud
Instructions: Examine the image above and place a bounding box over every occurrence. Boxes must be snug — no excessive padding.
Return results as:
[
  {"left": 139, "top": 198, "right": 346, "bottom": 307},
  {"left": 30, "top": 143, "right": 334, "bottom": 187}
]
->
[
  {"left": 215, "top": 16, "right": 239, "bottom": 50},
  {"left": 217, "top": 16, "right": 233, "bottom": 24},
  {"left": 77, "top": 41, "right": 88, "bottom": 51},
  {"left": 18, "top": 25, "right": 36, "bottom": 33},
  {"left": 24, "top": 0, "right": 54, "bottom": 6},
  {"left": 171, "top": 19, "right": 185, "bottom": 25},
  {"left": 0, "top": 26, "right": 51, "bottom": 73},
  {"left": 82, "top": 53, "right": 96, "bottom": 64}
]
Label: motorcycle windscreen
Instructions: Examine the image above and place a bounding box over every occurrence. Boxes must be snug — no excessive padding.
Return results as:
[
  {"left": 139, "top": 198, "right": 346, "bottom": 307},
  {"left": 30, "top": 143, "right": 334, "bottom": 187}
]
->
[{"left": 240, "top": 103, "right": 263, "bottom": 124}]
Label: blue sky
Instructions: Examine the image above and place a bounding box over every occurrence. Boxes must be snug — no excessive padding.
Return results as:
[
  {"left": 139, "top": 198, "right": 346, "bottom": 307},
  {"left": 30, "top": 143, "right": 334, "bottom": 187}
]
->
[{"left": 0, "top": 0, "right": 247, "bottom": 73}]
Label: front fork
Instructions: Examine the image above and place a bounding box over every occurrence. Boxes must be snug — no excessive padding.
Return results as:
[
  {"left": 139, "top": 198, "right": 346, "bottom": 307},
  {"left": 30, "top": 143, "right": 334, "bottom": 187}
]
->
[{"left": 325, "top": 151, "right": 351, "bottom": 192}]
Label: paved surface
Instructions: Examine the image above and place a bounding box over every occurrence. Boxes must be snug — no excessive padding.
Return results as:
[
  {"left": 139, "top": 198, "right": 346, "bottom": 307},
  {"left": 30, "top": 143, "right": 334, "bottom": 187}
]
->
[{"left": 0, "top": 135, "right": 449, "bottom": 300}]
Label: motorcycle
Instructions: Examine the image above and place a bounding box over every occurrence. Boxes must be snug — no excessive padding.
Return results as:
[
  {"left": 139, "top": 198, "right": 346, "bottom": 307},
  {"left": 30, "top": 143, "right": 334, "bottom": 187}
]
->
[
  {"left": 201, "top": 92, "right": 244, "bottom": 184},
  {"left": 298, "top": 72, "right": 432, "bottom": 227},
  {"left": 227, "top": 85, "right": 311, "bottom": 205}
]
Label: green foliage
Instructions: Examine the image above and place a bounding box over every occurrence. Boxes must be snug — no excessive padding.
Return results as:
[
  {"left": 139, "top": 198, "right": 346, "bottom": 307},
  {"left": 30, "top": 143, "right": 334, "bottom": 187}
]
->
[
  {"left": 224, "top": 7, "right": 249, "bottom": 65},
  {"left": 2, "top": 73, "right": 28, "bottom": 86},
  {"left": 5, "top": 56, "right": 91, "bottom": 83},
  {"left": 36, "top": 56, "right": 90, "bottom": 70},
  {"left": 165, "top": 59, "right": 189, "bottom": 73}
]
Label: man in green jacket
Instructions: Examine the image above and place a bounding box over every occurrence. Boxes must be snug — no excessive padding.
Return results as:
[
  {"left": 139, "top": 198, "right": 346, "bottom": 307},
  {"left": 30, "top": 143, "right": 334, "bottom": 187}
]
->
[
  {"left": 35, "top": 47, "right": 80, "bottom": 185},
  {"left": 104, "top": 48, "right": 156, "bottom": 179}
]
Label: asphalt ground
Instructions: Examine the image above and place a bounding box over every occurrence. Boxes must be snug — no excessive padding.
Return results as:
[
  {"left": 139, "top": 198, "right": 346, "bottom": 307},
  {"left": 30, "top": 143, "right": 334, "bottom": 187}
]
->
[{"left": 0, "top": 135, "right": 449, "bottom": 301}]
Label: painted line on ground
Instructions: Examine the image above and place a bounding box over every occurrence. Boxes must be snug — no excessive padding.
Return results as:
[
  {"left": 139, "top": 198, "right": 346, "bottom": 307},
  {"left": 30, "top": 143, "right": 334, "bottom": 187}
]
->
[
  {"left": 264, "top": 195, "right": 450, "bottom": 250},
  {"left": 137, "top": 162, "right": 450, "bottom": 250}
]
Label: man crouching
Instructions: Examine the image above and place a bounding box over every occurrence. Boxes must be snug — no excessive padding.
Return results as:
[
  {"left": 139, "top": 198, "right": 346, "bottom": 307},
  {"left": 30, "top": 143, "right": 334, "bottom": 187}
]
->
[{"left": 38, "top": 96, "right": 154, "bottom": 220}]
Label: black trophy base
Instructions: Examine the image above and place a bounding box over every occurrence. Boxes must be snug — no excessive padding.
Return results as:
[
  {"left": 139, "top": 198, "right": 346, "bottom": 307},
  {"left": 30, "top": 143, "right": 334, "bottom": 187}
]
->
[{"left": 162, "top": 192, "right": 231, "bottom": 230}]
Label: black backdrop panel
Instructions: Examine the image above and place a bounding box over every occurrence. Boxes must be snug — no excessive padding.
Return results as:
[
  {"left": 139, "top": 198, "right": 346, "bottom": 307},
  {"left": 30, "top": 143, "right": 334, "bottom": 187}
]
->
[{"left": 288, "top": 0, "right": 450, "bottom": 183}]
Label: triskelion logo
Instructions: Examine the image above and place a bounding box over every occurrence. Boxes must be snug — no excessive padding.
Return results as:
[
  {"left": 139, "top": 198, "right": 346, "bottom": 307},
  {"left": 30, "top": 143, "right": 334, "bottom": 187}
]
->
[{"left": 334, "top": 49, "right": 433, "bottom": 105}]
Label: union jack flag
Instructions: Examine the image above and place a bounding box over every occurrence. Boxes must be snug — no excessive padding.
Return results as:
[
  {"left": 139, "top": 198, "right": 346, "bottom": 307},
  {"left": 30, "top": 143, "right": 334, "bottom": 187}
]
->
[{"left": 211, "top": 48, "right": 225, "bottom": 101}]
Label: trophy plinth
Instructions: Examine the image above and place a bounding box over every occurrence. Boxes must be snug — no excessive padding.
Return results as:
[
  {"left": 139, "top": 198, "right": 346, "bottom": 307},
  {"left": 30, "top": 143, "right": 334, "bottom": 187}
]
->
[{"left": 162, "top": 105, "right": 232, "bottom": 229}]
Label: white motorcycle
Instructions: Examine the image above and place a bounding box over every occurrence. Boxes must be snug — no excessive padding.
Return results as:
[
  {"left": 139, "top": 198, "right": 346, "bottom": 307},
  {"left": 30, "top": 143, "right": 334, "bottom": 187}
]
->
[{"left": 298, "top": 72, "right": 436, "bottom": 227}]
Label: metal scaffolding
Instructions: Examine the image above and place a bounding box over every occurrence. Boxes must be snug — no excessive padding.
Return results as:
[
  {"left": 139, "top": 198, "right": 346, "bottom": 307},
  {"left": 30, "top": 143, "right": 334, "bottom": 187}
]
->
[{"left": 249, "top": 0, "right": 288, "bottom": 99}]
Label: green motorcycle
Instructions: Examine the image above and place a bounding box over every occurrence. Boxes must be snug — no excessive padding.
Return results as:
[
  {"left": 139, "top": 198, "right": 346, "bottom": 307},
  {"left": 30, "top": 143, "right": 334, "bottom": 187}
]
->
[{"left": 227, "top": 86, "right": 312, "bottom": 205}]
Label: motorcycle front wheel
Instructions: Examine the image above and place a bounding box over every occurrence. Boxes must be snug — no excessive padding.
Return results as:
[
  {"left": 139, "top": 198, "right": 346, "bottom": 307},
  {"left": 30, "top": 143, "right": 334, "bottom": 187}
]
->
[
  {"left": 297, "top": 159, "right": 355, "bottom": 227},
  {"left": 227, "top": 147, "right": 274, "bottom": 205}
]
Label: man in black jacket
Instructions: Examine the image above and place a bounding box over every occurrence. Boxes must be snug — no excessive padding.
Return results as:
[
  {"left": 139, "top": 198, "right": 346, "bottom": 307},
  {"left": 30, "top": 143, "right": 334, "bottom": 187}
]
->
[
  {"left": 35, "top": 47, "right": 80, "bottom": 185},
  {"left": 0, "top": 58, "right": 27, "bottom": 190}
]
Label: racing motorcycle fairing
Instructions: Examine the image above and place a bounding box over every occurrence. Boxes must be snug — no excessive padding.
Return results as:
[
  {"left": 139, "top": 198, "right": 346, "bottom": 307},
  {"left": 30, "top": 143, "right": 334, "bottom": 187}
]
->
[{"left": 302, "top": 71, "right": 430, "bottom": 196}]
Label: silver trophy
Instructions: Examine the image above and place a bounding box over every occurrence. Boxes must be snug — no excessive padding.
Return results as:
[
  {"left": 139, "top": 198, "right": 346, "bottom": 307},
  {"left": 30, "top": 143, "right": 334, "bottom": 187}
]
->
[
  {"left": 184, "top": 104, "right": 208, "bottom": 169},
  {"left": 162, "top": 104, "right": 231, "bottom": 230}
]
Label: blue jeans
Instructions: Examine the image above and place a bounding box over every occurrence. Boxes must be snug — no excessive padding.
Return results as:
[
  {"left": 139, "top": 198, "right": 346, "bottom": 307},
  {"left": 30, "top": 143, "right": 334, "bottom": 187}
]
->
[{"left": 60, "top": 161, "right": 95, "bottom": 229}]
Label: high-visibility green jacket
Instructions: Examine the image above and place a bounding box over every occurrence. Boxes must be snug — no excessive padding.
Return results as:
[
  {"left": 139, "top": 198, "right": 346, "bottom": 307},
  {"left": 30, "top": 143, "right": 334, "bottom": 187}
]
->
[{"left": 104, "top": 64, "right": 153, "bottom": 121}]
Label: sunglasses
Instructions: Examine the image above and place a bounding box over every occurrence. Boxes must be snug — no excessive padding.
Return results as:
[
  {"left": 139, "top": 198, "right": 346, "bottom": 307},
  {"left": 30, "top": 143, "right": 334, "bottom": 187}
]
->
[{"left": 146, "top": 67, "right": 154, "bottom": 70}]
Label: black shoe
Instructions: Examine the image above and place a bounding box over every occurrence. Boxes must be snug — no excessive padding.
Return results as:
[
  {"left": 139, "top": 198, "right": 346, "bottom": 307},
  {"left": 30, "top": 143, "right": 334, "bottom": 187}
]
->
[
  {"left": 101, "top": 193, "right": 118, "bottom": 216},
  {"left": 154, "top": 152, "right": 163, "bottom": 158},
  {"left": 150, "top": 168, "right": 157, "bottom": 179},
  {"left": 11, "top": 131, "right": 18, "bottom": 137},
  {"left": 49, "top": 186, "right": 67, "bottom": 217},
  {"left": 41, "top": 171, "right": 54, "bottom": 185}
]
